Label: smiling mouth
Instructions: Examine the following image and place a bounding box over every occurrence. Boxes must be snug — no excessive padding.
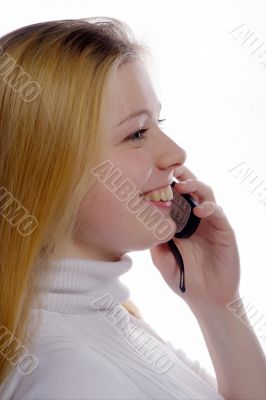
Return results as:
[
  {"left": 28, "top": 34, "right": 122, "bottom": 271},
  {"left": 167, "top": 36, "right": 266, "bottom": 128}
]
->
[
  {"left": 140, "top": 177, "right": 178, "bottom": 196},
  {"left": 139, "top": 184, "right": 174, "bottom": 203}
]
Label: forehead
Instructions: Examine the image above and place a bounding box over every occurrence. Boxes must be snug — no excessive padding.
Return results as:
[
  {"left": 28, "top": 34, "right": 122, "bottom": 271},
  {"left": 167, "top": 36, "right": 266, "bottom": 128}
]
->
[{"left": 108, "top": 60, "right": 158, "bottom": 122}]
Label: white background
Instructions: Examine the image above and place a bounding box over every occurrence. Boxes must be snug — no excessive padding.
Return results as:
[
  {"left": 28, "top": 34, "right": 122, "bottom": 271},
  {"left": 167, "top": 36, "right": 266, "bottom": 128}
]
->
[{"left": 1, "top": 0, "right": 266, "bottom": 378}]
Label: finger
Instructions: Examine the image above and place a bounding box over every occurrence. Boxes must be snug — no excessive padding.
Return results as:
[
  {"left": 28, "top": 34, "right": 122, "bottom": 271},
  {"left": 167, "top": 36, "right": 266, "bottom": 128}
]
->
[
  {"left": 193, "top": 201, "right": 231, "bottom": 232},
  {"left": 174, "top": 165, "right": 197, "bottom": 181},
  {"left": 174, "top": 179, "right": 216, "bottom": 203}
]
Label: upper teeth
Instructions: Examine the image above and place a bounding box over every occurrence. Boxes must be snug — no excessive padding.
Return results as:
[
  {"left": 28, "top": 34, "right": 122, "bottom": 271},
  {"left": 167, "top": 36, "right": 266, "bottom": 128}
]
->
[{"left": 143, "top": 186, "right": 173, "bottom": 202}]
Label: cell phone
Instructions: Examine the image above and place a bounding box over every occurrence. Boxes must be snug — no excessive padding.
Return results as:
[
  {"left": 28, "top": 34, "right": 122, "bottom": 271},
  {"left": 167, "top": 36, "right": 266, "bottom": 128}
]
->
[
  {"left": 167, "top": 180, "right": 202, "bottom": 293},
  {"left": 170, "top": 180, "right": 201, "bottom": 238}
]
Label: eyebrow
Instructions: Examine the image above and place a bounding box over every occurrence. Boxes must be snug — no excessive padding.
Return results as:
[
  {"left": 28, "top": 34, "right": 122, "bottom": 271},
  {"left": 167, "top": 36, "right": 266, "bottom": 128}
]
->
[{"left": 117, "top": 102, "right": 162, "bottom": 127}]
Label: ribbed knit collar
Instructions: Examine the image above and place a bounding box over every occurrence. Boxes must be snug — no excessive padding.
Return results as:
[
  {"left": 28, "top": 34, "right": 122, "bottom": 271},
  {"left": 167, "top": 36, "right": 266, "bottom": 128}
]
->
[{"left": 32, "top": 254, "right": 133, "bottom": 314}]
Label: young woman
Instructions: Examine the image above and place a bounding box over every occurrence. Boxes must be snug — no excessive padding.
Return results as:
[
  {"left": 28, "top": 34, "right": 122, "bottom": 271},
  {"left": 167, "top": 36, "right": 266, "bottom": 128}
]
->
[{"left": 0, "top": 17, "right": 265, "bottom": 400}]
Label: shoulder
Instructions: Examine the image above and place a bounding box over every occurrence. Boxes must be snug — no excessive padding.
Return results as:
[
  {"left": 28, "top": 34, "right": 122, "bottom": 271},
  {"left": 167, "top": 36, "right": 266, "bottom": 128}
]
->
[
  {"left": 14, "top": 347, "right": 133, "bottom": 400},
  {"left": 165, "top": 342, "right": 218, "bottom": 390}
]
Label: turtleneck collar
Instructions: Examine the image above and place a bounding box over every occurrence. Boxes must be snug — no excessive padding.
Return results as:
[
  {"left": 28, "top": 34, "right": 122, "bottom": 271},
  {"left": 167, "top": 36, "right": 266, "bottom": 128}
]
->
[{"left": 32, "top": 254, "right": 133, "bottom": 315}]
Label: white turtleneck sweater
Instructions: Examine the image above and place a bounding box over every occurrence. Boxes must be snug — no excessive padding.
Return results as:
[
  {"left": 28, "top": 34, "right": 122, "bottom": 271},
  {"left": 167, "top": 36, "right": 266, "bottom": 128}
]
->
[{"left": 0, "top": 254, "right": 225, "bottom": 400}]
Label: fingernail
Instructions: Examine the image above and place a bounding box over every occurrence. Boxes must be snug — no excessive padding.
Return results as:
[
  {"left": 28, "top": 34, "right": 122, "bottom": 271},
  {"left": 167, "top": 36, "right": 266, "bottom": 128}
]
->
[
  {"left": 197, "top": 204, "right": 206, "bottom": 210},
  {"left": 173, "top": 165, "right": 184, "bottom": 176}
]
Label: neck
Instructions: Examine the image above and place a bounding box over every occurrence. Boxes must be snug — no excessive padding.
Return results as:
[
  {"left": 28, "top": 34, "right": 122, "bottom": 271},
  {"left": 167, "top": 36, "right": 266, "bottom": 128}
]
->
[{"left": 31, "top": 254, "right": 133, "bottom": 315}]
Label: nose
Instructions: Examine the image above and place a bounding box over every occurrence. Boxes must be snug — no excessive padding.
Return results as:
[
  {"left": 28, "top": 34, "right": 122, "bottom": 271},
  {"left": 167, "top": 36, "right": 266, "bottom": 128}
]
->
[{"left": 153, "top": 131, "right": 187, "bottom": 170}]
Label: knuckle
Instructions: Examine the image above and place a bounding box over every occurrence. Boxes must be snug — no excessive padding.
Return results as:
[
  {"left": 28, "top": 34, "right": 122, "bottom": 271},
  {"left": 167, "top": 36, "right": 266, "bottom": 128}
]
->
[
  {"left": 205, "top": 183, "right": 213, "bottom": 192},
  {"left": 217, "top": 205, "right": 225, "bottom": 214}
]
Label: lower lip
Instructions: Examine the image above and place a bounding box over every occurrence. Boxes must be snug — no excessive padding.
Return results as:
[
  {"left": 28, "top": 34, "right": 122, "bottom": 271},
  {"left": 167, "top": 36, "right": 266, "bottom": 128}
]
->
[{"left": 141, "top": 197, "right": 173, "bottom": 208}]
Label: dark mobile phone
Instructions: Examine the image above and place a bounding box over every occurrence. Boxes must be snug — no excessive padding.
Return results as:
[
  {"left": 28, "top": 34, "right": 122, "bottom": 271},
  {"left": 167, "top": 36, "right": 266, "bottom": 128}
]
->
[
  {"left": 170, "top": 180, "right": 201, "bottom": 239},
  {"left": 167, "top": 180, "right": 202, "bottom": 293}
]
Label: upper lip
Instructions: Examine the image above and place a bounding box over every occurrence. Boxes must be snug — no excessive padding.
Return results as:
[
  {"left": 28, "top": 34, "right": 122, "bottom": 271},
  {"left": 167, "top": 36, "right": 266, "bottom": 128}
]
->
[
  {"left": 142, "top": 182, "right": 173, "bottom": 196},
  {"left": 141, "top": 165, "right": 184, "bottom": 196}
]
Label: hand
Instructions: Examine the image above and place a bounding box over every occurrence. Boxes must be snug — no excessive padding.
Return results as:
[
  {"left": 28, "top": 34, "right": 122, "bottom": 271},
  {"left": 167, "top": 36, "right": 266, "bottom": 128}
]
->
[{"left": 149, "top": 165, "right": 241, "bottom": 310}]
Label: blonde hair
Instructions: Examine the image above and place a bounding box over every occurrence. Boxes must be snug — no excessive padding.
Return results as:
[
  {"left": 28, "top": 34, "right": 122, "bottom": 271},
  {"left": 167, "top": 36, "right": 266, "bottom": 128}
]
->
[{"left": 0, "top": 17, "right": 148, "bottom": 383}]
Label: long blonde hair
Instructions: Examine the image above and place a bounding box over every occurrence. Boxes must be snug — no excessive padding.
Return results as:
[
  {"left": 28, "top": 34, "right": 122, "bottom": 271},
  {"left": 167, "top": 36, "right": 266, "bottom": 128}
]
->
[{"left": 0, "top": 17, "right": 147, "bottom": 383}]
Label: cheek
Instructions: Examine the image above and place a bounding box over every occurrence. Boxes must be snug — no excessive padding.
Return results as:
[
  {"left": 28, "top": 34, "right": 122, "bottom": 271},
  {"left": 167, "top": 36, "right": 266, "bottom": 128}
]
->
[
  {"left": 108, "top": 149, "right": 152, "bottom": 192},
  {"left": 75, "top": 184, "right": 133, "bottom": 242},
  {"left": 75, "top": 150, "right": 153, "bottom": 235},
  {"left": 73, "top": 186, "right": 118, "bottom": 240}
]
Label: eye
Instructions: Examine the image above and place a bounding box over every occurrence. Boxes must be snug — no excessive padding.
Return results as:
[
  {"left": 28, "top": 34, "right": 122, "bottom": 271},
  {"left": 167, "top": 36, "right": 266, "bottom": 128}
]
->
[
  {"left": 126, "top": 129, "right": 148, "bottom": 142},
  {"left": 158, "top": 118, "right": 166, "bottom": 126},
  {"left": 125, "top": 119, "right": 166, "bottom": 142}
]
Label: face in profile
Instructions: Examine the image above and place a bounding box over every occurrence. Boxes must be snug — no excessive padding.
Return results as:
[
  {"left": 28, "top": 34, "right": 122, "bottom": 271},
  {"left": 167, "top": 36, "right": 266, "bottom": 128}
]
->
[{"left": 53, "top": 60, "right": 187, "bottom": 261}]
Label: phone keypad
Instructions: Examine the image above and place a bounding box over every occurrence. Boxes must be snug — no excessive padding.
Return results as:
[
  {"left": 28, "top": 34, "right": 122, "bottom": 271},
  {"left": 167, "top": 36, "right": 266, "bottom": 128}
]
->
[{"left": 170, "top": 191, "right": 191, "bottom": 233}]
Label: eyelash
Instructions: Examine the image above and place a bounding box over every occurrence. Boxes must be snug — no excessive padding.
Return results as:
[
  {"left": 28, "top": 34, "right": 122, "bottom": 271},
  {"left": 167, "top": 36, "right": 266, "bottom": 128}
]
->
[{"left": 126, "top": 119, "right": 166, "bottom": 141}]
